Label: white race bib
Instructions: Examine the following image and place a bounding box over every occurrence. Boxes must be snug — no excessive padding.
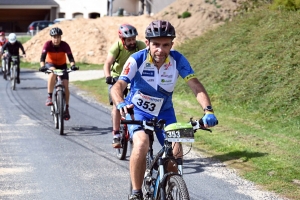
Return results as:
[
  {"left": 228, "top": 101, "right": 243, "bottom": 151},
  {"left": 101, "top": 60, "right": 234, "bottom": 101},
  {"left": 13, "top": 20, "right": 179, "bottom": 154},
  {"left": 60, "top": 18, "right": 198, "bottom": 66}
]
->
[{"left": 131, "top": 91, "right": 163, "bottom": 116}]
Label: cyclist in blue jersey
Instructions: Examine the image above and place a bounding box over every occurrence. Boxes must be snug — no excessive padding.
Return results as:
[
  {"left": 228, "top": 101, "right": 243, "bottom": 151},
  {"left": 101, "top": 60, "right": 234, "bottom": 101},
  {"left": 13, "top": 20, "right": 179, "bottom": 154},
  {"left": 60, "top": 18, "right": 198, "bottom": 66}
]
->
[{"left": 111, "top": 20, "right": 218, "bottom": 200}]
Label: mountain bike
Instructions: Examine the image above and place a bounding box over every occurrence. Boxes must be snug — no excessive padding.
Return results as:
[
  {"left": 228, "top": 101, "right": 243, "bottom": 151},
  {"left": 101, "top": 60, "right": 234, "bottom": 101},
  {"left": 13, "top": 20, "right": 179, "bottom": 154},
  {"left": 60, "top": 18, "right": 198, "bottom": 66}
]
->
[
  {"left": 44, "top": 68, "right": 78, "bottom": 135},
  {"left": 121, "top": 116, "right": 212, "bottom": 200}
]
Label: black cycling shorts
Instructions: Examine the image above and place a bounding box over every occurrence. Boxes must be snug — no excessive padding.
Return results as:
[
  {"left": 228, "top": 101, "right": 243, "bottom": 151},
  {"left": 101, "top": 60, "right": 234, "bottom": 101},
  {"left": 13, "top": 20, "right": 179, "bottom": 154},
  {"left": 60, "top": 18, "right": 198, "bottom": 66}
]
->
[{"left": 45, "top": 63, "right": 69, "bottom": 80}]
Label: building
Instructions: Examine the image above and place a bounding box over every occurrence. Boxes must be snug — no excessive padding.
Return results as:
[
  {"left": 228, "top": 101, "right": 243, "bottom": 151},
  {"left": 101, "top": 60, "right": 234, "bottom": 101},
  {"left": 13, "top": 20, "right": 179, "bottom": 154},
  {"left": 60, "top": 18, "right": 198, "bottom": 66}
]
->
[{"left": 0, "top": 0, "right": 175, "bottom": 33}]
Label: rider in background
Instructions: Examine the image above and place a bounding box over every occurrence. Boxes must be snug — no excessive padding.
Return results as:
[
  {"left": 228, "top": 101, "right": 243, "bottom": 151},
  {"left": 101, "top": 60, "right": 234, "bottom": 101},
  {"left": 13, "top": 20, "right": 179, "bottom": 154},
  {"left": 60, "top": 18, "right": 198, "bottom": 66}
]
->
[
  {"left": 111, "top": 20, "right": 218, "bottom": 200},
  {"left": 0, "top": 32, "right": 8, "bottom": 72},
  {"left": 39, "top": 27, "right": 78, "bottom": 121},
  {"left": 103, "top": 24, "right": 146, "bottom": 148},
  {"left": 1, "top": 33, "right": 26, "bottom": 84}
]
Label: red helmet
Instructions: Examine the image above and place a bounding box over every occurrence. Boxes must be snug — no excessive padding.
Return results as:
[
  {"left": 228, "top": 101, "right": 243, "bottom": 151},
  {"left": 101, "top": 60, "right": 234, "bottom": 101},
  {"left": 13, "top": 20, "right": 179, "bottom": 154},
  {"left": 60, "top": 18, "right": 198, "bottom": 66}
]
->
[
  {"left": 145, "top": 20, "right": 176, "bottom": 40},
  {"left": 0, "top": 32, "right": 5, "bottom": 36},
  {"left": 118, "top": 24, "right": 138, "bottom": 39}
]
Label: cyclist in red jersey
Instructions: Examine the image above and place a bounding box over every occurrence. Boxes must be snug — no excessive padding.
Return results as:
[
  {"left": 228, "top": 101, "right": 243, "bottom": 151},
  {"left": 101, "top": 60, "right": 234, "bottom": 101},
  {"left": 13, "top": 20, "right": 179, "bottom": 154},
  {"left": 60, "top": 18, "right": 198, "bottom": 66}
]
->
[
  {"left": 0, "top": 32, "right": 8, "bottom": 71},
  {"left": 39, "top": 27, "right": 78, "bottom": 120}
]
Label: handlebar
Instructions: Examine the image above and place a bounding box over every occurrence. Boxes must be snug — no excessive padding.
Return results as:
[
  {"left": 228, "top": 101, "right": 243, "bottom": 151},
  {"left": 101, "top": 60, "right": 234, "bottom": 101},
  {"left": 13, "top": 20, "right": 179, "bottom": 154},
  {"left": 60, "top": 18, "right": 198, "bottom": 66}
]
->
[
  {"left": 120, "top": 116, "right": 212, "bottom": 133},
  {"left": 42, "top": 67, "right": 79, "bottom": 74}
]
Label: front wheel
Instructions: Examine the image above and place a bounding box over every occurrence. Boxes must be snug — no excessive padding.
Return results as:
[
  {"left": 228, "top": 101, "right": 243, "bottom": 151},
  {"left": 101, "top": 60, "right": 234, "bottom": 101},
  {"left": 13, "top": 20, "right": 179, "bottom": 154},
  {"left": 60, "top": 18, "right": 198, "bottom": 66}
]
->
[
  {"left": 116, "top": 124, "right": 128, "bottom": 160},
  {"left": 159, "top": 174, "right": 190, "bottom": 200},
  {"left": 57, "top": 90, "right": 64, "bottom": 135}
]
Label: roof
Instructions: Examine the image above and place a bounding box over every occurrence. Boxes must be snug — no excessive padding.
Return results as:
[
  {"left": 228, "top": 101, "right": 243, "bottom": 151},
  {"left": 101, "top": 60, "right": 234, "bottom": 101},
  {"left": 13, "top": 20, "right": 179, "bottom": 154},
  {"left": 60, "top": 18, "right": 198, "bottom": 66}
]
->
[{"left": 0, "top": 0, "right": 59, "bottom": 6}]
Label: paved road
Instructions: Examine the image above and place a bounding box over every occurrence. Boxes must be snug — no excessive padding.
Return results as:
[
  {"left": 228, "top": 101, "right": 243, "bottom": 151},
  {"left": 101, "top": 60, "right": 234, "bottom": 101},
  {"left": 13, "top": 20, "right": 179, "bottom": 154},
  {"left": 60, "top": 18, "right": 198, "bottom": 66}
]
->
[{"left": 0, "top": 69, "right": 282, "bottom": 200}]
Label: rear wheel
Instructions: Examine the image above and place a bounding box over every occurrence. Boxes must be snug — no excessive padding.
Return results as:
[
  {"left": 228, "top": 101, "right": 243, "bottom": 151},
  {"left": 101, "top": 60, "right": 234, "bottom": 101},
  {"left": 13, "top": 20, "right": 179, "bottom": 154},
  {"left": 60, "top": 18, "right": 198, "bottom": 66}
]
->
[
  {"left": 159, "top": 174, "right": 189, "bottom": 200},
  {"left": 116, "top": 124, "right": 128, "bottom": 160},
  {"left": 57, "top": 90, "right": 64, "bottom": 135},
  {"left": 11, "top": 65, "right": 16, "bottom": 90}
]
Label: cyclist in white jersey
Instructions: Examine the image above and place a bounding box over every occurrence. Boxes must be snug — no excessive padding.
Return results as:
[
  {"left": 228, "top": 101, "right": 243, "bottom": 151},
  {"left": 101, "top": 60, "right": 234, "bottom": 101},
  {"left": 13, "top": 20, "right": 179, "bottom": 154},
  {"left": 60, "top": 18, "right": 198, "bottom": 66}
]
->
[{"left": 111, "top": 20, "right": 218, "bottom": 200}]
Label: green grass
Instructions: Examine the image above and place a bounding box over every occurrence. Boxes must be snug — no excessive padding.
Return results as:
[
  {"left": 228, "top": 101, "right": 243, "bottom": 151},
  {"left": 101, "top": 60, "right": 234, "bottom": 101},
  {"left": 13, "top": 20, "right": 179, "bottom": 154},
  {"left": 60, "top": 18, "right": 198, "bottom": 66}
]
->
[{"left": 22, "top": 6, "right": 300, "bottom": 199}]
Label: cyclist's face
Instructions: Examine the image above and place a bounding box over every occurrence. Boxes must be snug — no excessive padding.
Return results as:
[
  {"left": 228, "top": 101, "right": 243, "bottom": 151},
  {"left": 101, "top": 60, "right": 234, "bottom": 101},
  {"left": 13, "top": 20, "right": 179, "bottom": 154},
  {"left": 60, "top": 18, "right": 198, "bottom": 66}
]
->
[
  {"left": 51, "top": 35, "right": 61, "bottom": 46},
  {"left": 0, "top": 35, "right": 5, "bottom": 40},
  {"left": 147, "top": 37, "right": 173, "bottom": 66},
  {"left": 124, "top": 36, "right": 137, "bottom": 51}
]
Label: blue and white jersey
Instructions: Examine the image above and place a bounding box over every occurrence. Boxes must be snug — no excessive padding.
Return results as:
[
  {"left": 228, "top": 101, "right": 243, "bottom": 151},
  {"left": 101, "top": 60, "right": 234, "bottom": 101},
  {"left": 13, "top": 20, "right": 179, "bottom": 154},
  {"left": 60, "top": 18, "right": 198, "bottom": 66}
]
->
[{"left": 119, "top": 48, "right": 195, "bottom": 116}]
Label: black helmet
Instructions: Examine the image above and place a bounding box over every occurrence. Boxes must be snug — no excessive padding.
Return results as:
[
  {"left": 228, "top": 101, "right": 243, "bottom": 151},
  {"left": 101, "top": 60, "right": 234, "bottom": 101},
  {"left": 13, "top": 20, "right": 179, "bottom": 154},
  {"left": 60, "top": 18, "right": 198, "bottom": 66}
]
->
[
  {"left": 118, "top": 24, "right": 138, "bottom": 38},
  {"left": 145, "top": 20, "right": 176, "bottom": 39},
  {"left": 50, "top": 27, "right": 63, "bottom": 36}
]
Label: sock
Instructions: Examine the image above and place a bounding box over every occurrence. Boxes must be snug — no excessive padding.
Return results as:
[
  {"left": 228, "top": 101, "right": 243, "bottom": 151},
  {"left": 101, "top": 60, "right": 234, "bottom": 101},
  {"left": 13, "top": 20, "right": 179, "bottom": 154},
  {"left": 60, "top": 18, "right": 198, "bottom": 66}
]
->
[
  {"left": 113, "top": 130, "right": 120, "bottom": 138},
  {"left": 66, "top": 105, "right": 69, "bottom": 111},
  {"left": 48, "top": 93, "right": 52, "bottom": 98},
  {"left": 132, "top": 189, "right": 142, "bottom": 196}
]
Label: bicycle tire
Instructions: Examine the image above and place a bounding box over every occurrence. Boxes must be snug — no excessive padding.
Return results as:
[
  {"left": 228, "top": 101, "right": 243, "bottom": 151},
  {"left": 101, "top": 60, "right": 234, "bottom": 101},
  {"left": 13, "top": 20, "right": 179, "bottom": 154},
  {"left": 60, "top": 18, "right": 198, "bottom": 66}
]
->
[
  {"left": 116, "top": 124, "right": 128, "bottom": 160},
  {"left": 51, "top": 104, "right": 59, "bottom": 129},
  {"left": 3, "top": 60, "right": 6, "bottom": 80},
  {"left": 158, "top": 174, "right": 190, "bottom": 200},
  {"left": 11, "top": 65, "right": 16, "bottom": 90},
  {"left": 57, "top": 90, "right": 64, "bottom": 135}
]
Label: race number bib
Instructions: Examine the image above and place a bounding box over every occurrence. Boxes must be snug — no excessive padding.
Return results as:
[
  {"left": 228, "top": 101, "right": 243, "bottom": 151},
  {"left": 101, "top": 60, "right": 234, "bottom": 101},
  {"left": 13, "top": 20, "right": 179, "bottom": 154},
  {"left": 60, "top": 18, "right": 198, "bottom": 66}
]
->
[{"left": 131, "top": 91, "right": 163, "bottom": 116}]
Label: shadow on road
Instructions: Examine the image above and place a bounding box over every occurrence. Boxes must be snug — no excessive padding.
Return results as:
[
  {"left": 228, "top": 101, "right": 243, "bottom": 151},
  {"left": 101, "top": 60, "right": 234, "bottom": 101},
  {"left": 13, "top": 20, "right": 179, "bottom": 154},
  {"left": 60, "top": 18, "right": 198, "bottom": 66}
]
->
[{"left": 63, "top": 125, "right": 111, "bottom": 136}]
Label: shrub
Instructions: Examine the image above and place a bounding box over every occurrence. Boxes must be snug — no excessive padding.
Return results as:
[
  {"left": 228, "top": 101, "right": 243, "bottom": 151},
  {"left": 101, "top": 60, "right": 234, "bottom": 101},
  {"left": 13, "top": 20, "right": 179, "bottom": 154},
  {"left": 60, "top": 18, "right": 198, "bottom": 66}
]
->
[
  {"left": 181, "top": 11, "right": 191, "bottom": 18},
  {"left": 271, "top": 0, "right": 300, "bottom": 10}
]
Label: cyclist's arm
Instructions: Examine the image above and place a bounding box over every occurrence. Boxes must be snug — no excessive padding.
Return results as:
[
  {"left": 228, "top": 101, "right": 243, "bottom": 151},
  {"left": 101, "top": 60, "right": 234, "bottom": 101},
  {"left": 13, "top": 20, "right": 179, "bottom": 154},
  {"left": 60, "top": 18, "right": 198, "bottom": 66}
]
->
[
  {"left": 19, "top": 42, "right": 26, "bottom": 55},
  {"left": 66, "top": 53, "right": 75, "bottom": 66},
  {"left": 186, "top": 77, "right": 212, "bottom": 112},
  {"left": 103, "top": 53, "right": 115, "bottom": 78},
  {"left": 111, "top": 79, "right": 128, "bottom": 105},
  {"left": 40, "top": 52, "right": 46, "bottom": 67}
]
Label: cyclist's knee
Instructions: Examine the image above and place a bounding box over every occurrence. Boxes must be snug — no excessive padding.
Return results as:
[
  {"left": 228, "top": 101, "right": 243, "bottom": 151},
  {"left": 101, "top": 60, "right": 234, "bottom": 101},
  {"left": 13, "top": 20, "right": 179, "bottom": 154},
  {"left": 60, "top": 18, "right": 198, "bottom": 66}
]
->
[{"left": 132, "top": 131, "right": 149, "bottom": 151}]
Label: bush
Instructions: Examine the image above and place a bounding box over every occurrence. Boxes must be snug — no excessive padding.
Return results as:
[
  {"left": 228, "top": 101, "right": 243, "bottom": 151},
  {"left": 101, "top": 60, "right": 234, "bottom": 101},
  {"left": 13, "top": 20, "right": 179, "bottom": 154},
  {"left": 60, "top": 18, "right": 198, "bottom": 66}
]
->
[
  {"left": 181, "top": 11, "right": 191, "bottom": 18},
  {"left": 271, "top": 0, "right": 300, "bottom": 10}
]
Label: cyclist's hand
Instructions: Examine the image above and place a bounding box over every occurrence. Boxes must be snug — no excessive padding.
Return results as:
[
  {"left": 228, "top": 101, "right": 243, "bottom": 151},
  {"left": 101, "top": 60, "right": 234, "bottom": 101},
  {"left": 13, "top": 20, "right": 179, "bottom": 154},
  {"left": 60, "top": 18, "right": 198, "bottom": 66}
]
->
[
  {"left": 39, "top": 66, "right": 47, "bottom": 72},
  {"left": 71, "top": 65, "right": 79, "bottom": 71},
  {"left": 105, "top": 76, "right": 113, "bottom": 84},
  {"left": 202, "top": 112, "right": 218, "bottom": 127}
]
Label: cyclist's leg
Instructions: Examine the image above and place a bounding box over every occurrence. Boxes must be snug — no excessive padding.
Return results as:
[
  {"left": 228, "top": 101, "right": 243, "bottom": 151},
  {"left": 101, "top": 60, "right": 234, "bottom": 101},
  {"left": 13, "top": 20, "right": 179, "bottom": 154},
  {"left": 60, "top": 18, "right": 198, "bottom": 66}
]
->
[
  {"left": 7, "top": 57, "right": 11, "bottom": 75},
  {"left": 45, "top": 63, "right": 56, "bottom": 106},
  {"left": 60, "top": 65, "right": 70, "bottom": 120},
  {"left": 128, "top": 112, "right": 150, "bottom": 198},
  {"left": 157, "top": 108, "right": 183, "bottom": 159}
]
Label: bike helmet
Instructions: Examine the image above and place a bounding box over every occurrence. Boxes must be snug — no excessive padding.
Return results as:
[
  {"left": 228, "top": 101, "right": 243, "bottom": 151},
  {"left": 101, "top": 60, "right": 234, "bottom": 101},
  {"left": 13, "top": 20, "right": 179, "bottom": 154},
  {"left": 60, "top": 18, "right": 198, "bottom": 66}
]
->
[
  {"left": 118, "top": 24, "right": 138, "bottom": 38},
  {"left": 0, "top": 32, "right": 5, "bottom": 36},
  {"left": 50, "top": 27, "right": 63, "bottom": 36},
  {"left": 8, "top": 33, "right": 17, "bottom": 43},
  {"left": 145, "top": 20, "right": 176, "bottom": 40}
]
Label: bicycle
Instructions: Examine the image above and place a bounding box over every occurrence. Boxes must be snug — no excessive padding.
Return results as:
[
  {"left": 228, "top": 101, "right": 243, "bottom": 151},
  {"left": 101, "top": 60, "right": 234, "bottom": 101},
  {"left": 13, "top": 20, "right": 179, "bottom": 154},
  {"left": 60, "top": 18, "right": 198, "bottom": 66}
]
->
[
  {"left": 116, "top": 116, "right": 130, "bottom": 160},
  {"left": 121, "top": 116, "right": 212, "bottom": 200},
  {"left": 43, "top": 68, "right": 78, "bottom": 135}
]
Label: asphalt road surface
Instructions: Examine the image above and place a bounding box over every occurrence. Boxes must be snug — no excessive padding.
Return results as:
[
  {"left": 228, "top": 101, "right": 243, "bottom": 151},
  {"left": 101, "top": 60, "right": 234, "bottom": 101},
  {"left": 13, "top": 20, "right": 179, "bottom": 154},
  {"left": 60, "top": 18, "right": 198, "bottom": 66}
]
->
[{"left": 0, "top": 69, "right": 283, "bottom": 200}]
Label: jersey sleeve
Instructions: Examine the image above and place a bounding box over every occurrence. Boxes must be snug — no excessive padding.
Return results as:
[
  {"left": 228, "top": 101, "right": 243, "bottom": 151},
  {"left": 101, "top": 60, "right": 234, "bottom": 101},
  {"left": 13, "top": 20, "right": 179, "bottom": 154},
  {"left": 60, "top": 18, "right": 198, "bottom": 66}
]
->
[
  {"left": 173, "top": 51, "right": 196, "bottom": 82},
  {"left": 119, "top": 56, "right": 138, "bottom": 84}
]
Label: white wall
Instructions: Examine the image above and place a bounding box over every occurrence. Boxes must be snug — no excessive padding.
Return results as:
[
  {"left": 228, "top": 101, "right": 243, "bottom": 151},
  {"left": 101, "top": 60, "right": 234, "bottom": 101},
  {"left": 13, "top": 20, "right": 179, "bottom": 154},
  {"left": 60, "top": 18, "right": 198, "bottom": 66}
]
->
[{"left": 54, "top": 0, "right": 108, "bottom": 18}]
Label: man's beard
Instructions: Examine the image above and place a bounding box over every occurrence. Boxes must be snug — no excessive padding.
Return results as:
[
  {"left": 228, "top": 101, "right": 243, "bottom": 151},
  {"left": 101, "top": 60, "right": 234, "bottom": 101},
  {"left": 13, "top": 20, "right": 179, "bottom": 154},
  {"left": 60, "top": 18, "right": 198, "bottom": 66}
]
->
[{"left": 126, "top": 43, "right": 136, "bottom": 51}]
